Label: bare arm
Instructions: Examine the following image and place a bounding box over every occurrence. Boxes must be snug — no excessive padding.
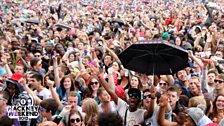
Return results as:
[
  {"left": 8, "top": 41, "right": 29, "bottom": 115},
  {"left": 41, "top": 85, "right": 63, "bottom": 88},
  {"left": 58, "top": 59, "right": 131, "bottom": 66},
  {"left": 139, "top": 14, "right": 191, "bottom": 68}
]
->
[
  {"left": 98, "top": 75, "right": 118, "bottom": 104},
  {"left": 158, "top": 95, "right": 178, "bottom": 126},
  {"left": 144, "top": 86, "right": 156, "bottom": 119},
  {"left": 201, "top": 64, "right": 208, "bottom": 92},
  {"left": 19, "top": 79, "right": 42, "bottom": 105},
  {"left": 91, "top": 66, "right": 118, "bottom": 104},
  {"left": 166, "top": 75, "right": 174, "bottom": 86},
  {"left": 48, "top": 80, "right": 63, "bottom": 110},
  {"left": 53, "top": 57, "right": 60, "bottom": 89}
]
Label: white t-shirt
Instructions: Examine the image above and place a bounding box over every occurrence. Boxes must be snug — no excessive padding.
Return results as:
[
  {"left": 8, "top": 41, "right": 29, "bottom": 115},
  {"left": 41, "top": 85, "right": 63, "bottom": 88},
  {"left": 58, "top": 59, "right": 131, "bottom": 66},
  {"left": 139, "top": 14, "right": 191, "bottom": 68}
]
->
[
  {"left": 36, "top": 88, "right": 52, "bottom": 100},
  {"left": 117, "top": 98, "right": 145, "bottom": 126},
  {"left": 98, "top": 101, "right": 117, "bottom": 113}
]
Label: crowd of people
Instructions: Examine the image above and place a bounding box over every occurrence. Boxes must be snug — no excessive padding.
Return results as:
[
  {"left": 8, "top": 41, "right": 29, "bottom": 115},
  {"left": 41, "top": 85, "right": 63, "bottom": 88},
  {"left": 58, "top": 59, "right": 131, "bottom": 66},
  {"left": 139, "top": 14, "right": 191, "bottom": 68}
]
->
[{"left": 0, "top": 0, "right": 224, "bottom": 126}]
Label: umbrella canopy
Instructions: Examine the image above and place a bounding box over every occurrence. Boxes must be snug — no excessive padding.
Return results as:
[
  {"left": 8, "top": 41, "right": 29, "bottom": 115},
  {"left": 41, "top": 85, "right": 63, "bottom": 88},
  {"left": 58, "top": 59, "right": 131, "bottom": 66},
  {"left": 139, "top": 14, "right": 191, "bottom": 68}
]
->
[
  {"left": 118, "top": 40, "right": 189, "bottom": 75},
  {"left": 25, "top": 19, "right": 39, "bottom": 24},
  {"left": 111, "top": 18, "right": 125, "bottom": 26},
  {"left": 55, "top": 23, "right": 72, "bottom": 29},
  {"left": 11, "top": 18, "right": 26, "bottom": 24}
]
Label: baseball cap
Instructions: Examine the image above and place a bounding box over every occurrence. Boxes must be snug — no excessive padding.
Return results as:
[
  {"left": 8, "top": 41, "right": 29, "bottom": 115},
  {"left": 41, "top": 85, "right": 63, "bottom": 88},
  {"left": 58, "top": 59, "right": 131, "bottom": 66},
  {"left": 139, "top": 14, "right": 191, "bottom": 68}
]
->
[{"left": 128, "top": 88, "right": 141, "bottom": 100}]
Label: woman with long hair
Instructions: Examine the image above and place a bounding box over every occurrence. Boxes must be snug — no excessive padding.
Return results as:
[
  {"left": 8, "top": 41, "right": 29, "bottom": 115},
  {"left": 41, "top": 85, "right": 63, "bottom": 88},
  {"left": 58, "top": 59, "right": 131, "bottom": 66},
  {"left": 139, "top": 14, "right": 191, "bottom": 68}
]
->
[
  {"left": 82, "top": 98, "right": 99, "bottom": 126},
  {"left": 86, "top": 76, "right": 101, "bottom": 104},
  {"left": 68, "top": 110, "right": 84, "bottom": 126},
  {"left": 57, "top": 75, "right": 75, "bottom": 105},
  {"left": 125, "top": 75, "right": 143, "bottom": 100},
  {"left": 209, "top": 94, "right": 224, "bottom": 123}
]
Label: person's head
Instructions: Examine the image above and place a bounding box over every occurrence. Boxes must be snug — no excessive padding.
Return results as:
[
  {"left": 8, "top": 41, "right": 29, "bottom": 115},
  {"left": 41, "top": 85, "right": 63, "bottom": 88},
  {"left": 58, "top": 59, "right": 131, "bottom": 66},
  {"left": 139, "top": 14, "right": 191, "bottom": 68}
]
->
[
  {"left": 40, "top": 99, "right": 58, "bottom": 118},
  {"left": 55, "top": 43, "right": 64, "bottom": 54},
  {"left": 28, "top": 72, "right": 43, "bottom": 89},
  {"left": 167, "top": 86, "right": 180, "bottom": 108},
  {"left": 127, "top": 88, "right": 141, "bottom": 109},
  {"left": 175, "top": 37, "right": 182, "bottom": 46},
  {"left": 81, "top": 98, "right": 99, "bottom": 124},
  {"left": 33, "top": 50, "right": 42, "bottom": 59},
  {"left": 158, "top": 77, "right": 169, "bottom": 92},
  {"left": 77, "top": 42, "right": 84, "bottom": 50},
  {"left": 0, "top": 91, "right": 8, "bottom": 118},
  {"left": 111, "top": 61, "right": 121, "bottom": 72},
  {"left": 38, "top": 121, "right": 57, "bottom": 126},
  {"left": 97, "top": 87, "right": 110, "bottom": 103},
  {"left": 6, "top": 82, "right": 17, "bottom": 96},
  {"left": 189, "top": 76, "right": 201, "bottom": 95},
  {"left": 215, "top": 50, "right": 223, "bottom": 58},
  {"left": 67, "top": 92, "right": 78, "bottom": 110},
  {"left": 213, "top": 95, "right": 224, "bottom": 113},
  {"left": 44, "top": 73, "right": 54, "bottom": 88},
  {"left": 97, "top": 112, "right": 123, "bottom": 126},
  {"left": 130, "top": 75, "right": 142, "bottom": 90},
  {"left": 68, "top": 110, "right": 83, "bottom": 126},
  {"left": 188, "top": 96, "right": 207, "bottom": 112},
  {"left": 183, "top": 107, "right": 207, "bottom": 126},
  {"left": 82, "top": 55, "right": 91, "bottom": 66},
  {"left": 68, "top": 52, "right": 76, "bottom": 62},
  {"left": 45, "top": 44, "right": 53, "bottom": 53},
  {"left": 88, "top": 76, "right": 100, "bottom": 94},
  {"left": 14, "top": 64, "right": 25, "bottom": 75},
  {"left": 60, "top": 75, "right": 74, "bottom": 95},
  {"left": 103, "top": 54, "right": 113, "bottom": 66},
  {"left": 30, "top": 58, "right": 42, "bottom": 70},
  {"left": 177, "top": 69, "right": 188, "bottom": 82},
  {"left": 207, "top": 70, "right": 217, "bottom": 84},
  {"left": 214, "top": 74, "right": 224, "bottom": 90},
  {"left": 142, "top": 89, "right": 153, "bottom": 108},
  {"left": 11, "top": 41, "right": 19, "bottom": 51}
]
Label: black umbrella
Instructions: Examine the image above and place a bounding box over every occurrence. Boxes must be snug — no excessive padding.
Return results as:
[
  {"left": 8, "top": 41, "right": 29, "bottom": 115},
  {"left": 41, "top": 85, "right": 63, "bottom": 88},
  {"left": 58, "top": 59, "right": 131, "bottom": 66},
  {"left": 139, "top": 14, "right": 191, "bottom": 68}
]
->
[
  {"left": 118, "top": 40, "right": 189, "bottom": 75},
  {"left": 55, "top": 23, "right": 72, "bottom": 29},
  {"left": 111, "top": 18, "right": 125, "bottom": 26},
  {"left": 25, "top": 19, "right": 39, "bottom": 24}
]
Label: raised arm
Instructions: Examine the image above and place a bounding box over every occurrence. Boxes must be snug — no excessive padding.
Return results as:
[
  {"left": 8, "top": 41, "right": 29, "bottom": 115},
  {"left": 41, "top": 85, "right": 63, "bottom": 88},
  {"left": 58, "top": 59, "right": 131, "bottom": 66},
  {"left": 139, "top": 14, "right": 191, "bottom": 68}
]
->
[
  {"left": 158, "top": 94, "right": 177, "bottom": 126},
  {"left": 144, "top": 86, "right": 156, "bottom": 119},
  {"left": 53, "top": 56, "right": 60, "bottom": 89},
  {"left": 47, "top": 80, "right": 63, "bottom": 110},
  {"left": 19, "top": 78, "right": 42, "bottom": 105},
  {"left": 91, "top": 66, "right": 118, "bottom": 104}
]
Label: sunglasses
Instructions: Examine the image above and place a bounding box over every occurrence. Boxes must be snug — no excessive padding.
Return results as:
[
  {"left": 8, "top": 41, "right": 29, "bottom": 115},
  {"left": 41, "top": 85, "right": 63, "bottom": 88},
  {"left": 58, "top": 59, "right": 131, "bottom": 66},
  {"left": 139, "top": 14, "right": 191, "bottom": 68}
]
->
[
  {"left": 143, "top": 94, "right": 151, "bottom": 99},
  {"left": 39, "top": 107, "right": 47, "bottom": 112},
  {"left": 0, "top": 97, "right": 7, "bottom": 101},
  {"left": 128, "top": 93, "right": 140, "bottom": 99},
  {"left": 90, "top": 82, "right": 98, "bottom": 85},
  {"left": 34, "top": 55, "right": 41, "bottom": 57},
  {"left": 214, "top": 79, "right": 224, "bottom": 84},
  {"left": 159, "top": 83, "right": 167, "bottom": 86},
  {"left": 70, "top": 118, "right": 81, "bottom": 123}
]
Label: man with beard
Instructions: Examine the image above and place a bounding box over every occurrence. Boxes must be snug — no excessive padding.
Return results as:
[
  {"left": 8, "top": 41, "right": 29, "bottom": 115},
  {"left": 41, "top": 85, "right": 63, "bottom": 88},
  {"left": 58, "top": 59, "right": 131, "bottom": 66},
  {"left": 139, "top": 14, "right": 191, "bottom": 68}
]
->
[{"left": 206, "top": 70, "right": 217, "bottom": 94}]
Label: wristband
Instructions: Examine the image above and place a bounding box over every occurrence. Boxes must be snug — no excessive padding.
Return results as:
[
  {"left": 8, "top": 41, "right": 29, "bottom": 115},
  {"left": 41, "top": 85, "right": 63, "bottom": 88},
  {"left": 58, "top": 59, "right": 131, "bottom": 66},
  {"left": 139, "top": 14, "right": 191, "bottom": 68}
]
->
[{"left": 98, "top": 75, "right": 102, "bottom": 79}]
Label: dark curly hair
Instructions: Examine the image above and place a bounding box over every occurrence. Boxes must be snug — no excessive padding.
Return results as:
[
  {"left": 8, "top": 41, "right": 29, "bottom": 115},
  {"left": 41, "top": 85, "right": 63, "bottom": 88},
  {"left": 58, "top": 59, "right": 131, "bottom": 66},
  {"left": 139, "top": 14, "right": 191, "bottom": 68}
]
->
[{"left": 97, "top": 112, "right": 123, "bottom": 126}]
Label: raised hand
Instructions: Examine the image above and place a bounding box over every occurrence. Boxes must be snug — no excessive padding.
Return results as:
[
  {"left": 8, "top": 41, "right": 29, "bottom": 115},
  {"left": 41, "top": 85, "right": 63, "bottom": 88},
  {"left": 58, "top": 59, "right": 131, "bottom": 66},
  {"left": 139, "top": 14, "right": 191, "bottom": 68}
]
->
[{"left": 159, "top": 94, "right": 168, "bottom": 108}]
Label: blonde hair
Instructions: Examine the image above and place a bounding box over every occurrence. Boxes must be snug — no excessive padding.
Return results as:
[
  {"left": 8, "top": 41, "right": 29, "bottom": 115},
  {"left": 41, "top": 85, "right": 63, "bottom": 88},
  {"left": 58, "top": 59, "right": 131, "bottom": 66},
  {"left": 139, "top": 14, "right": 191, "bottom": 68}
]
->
[
  {"left": 189, "top": 96, "right": 206, "bottom": 112},
  {"left": 82, "top": 98, "right": 99, "bottom": 126}
]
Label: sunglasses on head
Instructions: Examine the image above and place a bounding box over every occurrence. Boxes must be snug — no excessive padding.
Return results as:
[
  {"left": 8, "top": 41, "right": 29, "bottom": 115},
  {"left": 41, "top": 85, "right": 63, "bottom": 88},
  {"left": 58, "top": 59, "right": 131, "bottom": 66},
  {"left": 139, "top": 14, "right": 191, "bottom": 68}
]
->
[
  {"left": 39, "top": 107, "right": 47, "bottom": 112},
  {"left": 128, "top": 93, "right": 140, "bottom": 99},
  {"left": 214, "top": 79, "right": 224, "bottom": 84},
  {"left": 0, "top": 97, "right": 7, "bottom": 101},
  {"left": 143, "top": 94, "right": 151, "bottom": 99},
  {"left": 159, "top": 83, "right": 167, "bottom": 86},
  {"left": 70, "top": 118, "right": 81, "bottom": 123},
  {"left": 90, "top": 81, "right": 98, "bottom": 85}
]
